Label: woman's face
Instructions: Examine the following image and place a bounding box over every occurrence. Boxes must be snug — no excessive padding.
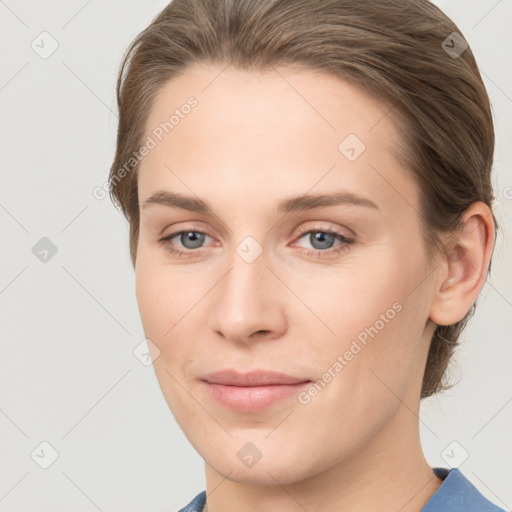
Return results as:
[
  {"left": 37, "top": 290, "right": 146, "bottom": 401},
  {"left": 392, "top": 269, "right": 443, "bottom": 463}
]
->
[{"left": 135, "top": 63, "right": 439, "bottom": 485}]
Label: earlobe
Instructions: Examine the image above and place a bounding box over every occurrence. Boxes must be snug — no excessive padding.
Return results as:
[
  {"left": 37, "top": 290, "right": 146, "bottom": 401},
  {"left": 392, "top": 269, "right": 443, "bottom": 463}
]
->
[{"left": 429, "top": 202, "right": 495, "bottom": 326}]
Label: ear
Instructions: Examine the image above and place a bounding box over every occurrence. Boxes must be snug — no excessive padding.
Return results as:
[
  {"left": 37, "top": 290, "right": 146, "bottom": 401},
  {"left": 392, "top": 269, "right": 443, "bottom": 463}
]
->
[{"left": 429, "top": 202, "right": 495, "bottom": 326}]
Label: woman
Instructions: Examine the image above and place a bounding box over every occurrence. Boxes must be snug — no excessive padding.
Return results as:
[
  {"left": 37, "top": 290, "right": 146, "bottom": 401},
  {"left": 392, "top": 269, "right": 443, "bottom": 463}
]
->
[{"left": 108, "top": 0, "right": 504, "bottom": 510}]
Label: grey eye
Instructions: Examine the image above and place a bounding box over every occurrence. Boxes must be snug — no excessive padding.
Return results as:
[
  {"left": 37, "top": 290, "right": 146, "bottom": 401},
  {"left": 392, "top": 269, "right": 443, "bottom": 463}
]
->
[
  {"left": 303, "top": 231, "right": 336, "bottom": 250},
  {"left": 177, "top": 231, "right": 207, "bottom": 249}
]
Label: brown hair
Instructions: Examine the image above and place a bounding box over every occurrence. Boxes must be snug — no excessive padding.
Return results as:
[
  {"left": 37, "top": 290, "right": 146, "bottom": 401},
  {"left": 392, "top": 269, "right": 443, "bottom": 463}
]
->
[{"left": 109, "top": 0, "right": 497, "bottom": 398}]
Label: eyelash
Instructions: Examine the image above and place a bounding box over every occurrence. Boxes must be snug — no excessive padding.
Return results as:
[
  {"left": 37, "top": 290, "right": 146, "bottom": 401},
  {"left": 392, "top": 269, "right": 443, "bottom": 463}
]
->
[{"left": 158, "top": 224, "right": 354, "bottom": 259}]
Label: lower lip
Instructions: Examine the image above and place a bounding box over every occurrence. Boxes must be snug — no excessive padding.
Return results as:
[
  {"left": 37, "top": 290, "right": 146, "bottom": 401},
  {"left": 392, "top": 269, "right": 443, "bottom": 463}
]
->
[{"left": 203, "top": 381, "right": 311, "bottom": 413}]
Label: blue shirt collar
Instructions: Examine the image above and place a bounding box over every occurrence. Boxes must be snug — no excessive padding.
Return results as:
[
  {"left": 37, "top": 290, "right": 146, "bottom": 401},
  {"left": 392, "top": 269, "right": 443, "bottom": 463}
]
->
[{"left": 421, "top": 467, "right": 505, "bottom": 511}]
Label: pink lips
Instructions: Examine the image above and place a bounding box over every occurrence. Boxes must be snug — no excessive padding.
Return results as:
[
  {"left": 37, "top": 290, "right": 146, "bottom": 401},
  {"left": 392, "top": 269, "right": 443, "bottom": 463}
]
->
[{"left": 201, "top": 370, "right": 311, "bottom": 412}]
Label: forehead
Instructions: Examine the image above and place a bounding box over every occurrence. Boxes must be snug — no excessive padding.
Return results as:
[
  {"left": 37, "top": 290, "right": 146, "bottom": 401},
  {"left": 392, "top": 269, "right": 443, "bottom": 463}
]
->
[
  {"left": 138, "top": 63, "right": 417, "bottom": 216},
  {"left": 144, "top": 62, "right": 392, "bottom": 147}
]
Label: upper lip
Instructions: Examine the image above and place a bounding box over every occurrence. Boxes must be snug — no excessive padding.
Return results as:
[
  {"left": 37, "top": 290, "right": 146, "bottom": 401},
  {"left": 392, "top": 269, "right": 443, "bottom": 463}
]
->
[{"left": 201, "top": 369, "right": 311, "bottom": 387}]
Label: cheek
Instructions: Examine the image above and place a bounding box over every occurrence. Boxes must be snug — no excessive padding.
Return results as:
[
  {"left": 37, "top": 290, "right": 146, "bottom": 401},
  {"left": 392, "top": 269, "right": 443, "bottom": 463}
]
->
[
  {"left": 136, "top": 263, "right": 165, "bottom": 338},
  {"left": 135, "top": 259, "right": 201, "bottom": 416},
  {"left": 135, "top": 252, "right": 211, "bottom": 370},
  {"left": 300, "top": 256, "right": 408, "bottom": 348},
  {"left": 135, "top": 254, "right": 180, "bottom": 353},
  {"left": 305, "top": 247, "right": 430, "bottom": 397}
]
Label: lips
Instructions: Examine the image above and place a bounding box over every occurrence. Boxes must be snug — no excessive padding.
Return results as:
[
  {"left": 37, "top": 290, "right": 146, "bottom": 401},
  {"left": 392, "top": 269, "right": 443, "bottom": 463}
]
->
[
  {"left": 200, "top": 369, "right": 312, "bottom": 412},
  {"left": 201, "top": 369, "right": 311, "bottom": 387}
]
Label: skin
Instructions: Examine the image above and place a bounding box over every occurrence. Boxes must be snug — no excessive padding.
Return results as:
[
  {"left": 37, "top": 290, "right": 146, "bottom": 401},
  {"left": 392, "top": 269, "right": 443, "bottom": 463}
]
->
[{"left": 134, "top": 63, "right": 494, "bottom": 512}]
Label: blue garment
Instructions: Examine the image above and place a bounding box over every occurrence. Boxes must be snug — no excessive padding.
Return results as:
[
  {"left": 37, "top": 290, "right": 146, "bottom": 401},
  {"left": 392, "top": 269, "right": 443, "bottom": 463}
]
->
[
  {"left": 177, "top": 490, "right": 206, "bottom": 512},
  {"left": 177, "top": 467, "right": 506, "bottom": 511},
  {"left": 422, "top": 468, "right": 505, "bottom": 511}
]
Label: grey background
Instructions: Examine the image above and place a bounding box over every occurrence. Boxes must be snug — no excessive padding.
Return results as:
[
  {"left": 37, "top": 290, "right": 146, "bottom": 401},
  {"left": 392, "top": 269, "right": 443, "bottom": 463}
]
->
[{"left": 0, "top": 0, "right": 511, "bottom": 511}]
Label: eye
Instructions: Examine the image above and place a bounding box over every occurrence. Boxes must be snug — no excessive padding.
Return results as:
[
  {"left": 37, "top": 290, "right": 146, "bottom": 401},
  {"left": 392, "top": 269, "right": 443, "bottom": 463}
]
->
[
  {"left": 158, "top": 226, "right": 214, "bottom": 257},
  {"left": 171, "top": 230, "right": 209, "bottom": 250},
  {"left": 293, "top": 225, "right": 354, "bottom": 258}
]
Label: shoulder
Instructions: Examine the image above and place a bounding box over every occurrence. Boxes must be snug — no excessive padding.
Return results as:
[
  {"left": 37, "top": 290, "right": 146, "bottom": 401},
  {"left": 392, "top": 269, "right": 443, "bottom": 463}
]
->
[
  {"left": 176, "top": 490, "right": 206, "bottom": 512},
  {"left": 422, "top": 468, "right": 506, "bottom": 512}
]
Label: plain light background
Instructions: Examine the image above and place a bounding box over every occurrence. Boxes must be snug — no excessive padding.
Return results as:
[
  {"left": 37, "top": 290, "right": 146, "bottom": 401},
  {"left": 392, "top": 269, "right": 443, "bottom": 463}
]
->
[{"left": 0, "top": 0, "right": 510, "bottom": 511}]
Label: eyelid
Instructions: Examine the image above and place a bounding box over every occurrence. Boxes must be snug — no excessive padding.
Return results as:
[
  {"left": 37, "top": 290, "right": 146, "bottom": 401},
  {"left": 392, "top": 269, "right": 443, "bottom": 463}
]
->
[
  {"left": 160, "top": 222, "right": 212, "bottom": 238},
  {"left": 293, "top": 221, "right": 354, "bottom": 240},
  {"left": 160, "top": 221, "right": 352, "bottom": 243}
]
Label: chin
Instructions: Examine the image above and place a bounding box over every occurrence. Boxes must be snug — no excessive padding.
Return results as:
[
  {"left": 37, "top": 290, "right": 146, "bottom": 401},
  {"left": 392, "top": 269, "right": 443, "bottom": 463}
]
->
[
  {"left": 211, "top": 456, "right": 311, "bottom": 486},
  {"left": 195, "top": 433, "right": 325, "bottom": 486}
]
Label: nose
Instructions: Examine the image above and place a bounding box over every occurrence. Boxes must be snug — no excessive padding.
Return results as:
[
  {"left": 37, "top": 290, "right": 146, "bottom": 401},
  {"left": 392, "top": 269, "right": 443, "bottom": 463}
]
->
[{"left": 208, "top": 245, "right": 287, "bottom": 346}]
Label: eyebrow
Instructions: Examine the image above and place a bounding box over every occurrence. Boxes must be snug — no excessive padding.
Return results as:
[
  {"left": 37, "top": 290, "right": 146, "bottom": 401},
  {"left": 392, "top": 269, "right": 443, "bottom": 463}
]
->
[{"left": 141, "top": 190, "right": 379, "bottom": 214}]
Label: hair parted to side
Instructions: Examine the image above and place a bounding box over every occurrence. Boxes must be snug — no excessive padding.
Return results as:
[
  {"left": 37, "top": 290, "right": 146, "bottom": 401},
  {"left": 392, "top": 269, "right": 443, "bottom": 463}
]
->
[{"left": 109, "top": 0, "right": 497, "bottom": 398}]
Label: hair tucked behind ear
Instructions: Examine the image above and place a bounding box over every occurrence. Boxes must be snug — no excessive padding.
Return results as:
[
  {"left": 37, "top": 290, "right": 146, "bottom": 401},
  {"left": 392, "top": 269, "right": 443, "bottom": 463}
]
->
[{"left": 108, "top": 0, "right": 497, "bottom": 398}]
